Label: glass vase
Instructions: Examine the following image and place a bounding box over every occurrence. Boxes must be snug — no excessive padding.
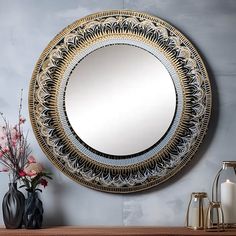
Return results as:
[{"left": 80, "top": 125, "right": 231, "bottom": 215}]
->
[
  {"left": 186, "top": 192, "right": 209, "bottom": 230},
  {"left": 2, "top": 183, "right": 25, "bottom": 229},
  {"left": 220, "top": 161, "right": 236, "bottom": 227},
  {"left": 24, "top": 191, "right": 44, "bottom": 229}
]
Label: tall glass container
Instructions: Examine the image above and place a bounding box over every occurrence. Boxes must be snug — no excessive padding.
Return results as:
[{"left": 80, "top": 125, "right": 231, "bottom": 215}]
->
[
  {"left": 220, "top": 161, "right": 236, "bottom": 227},
  {"left": 206, "top": 161, "right": 236, "bottom": 231}
]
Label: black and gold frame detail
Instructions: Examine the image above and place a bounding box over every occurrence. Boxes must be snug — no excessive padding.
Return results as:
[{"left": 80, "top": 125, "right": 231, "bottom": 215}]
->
[{"left": 29, "top": 10, "right": 211, "bottom": 193}]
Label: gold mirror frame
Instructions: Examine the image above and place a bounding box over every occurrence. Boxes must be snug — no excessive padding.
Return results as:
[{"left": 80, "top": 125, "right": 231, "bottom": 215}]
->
[{"left": 29, "top": 10, "right": 211, "bottom": 193}]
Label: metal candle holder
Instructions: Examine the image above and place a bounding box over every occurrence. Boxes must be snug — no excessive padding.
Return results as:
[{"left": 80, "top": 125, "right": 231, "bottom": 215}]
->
[{"left": 205, "top": 161, "right": 236, "bottom": 231}]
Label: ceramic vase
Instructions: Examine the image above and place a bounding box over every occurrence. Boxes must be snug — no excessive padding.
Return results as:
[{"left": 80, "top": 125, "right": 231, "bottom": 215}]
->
[{"left": 2, "top": 183, "right": 25, "bottom": 229}]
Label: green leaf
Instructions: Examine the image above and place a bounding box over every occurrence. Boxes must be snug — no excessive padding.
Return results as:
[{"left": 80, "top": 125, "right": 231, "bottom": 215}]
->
[
  {"left": 19, "top": 185, "right": 26, "bottom": 188},
  {"left": 35, "top": 188, "right": 42, "bottom": 193},
  {"left": 45, "top": 175, "right": 53, "bottom": 180}
]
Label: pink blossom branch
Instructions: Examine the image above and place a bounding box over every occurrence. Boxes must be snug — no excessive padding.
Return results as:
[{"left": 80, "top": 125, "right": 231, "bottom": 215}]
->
[
  {"left": 0, "top": 115, "right": 15, "bottom": 165},
  {"left": 0, "top": 159, "right": 12, "bottom": 169},
  {"left": 0, "top": 90, "right": 31, "bottom": 182}
]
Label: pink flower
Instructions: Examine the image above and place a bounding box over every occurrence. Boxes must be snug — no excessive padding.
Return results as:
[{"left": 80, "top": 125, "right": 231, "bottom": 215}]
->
[
  {"left": 0, "top": 167, "right": 9, "bottom": 172},
  {"left": 0, "top": 127, "right": 7, "bottom": 147},
  {"left": 0, "top": 151, "right": 3, "bottom": 158},
  {"left": 27, "top": 170, "right": 37, "bottom": 177},
  {"left": 11, "top": 139, "right": 17, "bottom": 147},
  {"left": 19, "top": 117, "right": 26, "bottom": 124},
  {"left": 20, "top": 147, "right": 25, "bottom": 155},
  {"left": 2, "top": 146, "right": 9, "bottom": 153},
  {"left": 24, "top": 162, "right": 43, "bottom": 177},
  {"left": 40, "top": 178, "right": 48, "bottom": 188},
  {"left": 28, "top": 155, "right": 36, "bottom": 164},
  {"left": 18, "top": 170, "right": 26, "bottom": 177},
  {"left": 11, "top": 128, "right": 21, "bottom": 140}
]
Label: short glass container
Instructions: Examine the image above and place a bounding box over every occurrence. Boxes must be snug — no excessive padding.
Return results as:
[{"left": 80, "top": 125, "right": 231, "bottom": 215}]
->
[
  {"left": 186, "top": 192, "right": 209, "bottom": 230},
  {"left": 205, "top": 201, "right": 224, "bottom": 232}
]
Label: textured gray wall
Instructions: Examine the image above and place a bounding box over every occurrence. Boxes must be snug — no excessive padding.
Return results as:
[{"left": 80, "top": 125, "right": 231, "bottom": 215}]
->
[{"left": 0, "top": 0, "right": 235, "bottom": 226}]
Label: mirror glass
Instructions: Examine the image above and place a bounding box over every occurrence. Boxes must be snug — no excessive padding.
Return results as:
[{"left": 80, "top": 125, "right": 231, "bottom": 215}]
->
[{"left": 65, "top": 45, "right": 176, "bottom": 156}]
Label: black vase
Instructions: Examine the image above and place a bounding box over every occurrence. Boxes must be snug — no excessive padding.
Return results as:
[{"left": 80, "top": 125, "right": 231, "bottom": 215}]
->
[
  {"left": 2, "top": 183, "right": 25, "bottom": 229},
  {"left": 24, "top": 191, "right": 43, "bottom": 229}
]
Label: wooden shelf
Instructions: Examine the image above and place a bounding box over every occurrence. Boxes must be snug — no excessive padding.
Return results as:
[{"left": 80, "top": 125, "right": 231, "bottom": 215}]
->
[{"left": 0, "top": 227, "right": 236, "bottom": 236}]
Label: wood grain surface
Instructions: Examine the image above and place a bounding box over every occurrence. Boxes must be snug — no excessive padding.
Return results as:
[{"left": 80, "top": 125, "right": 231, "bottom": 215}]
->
[{"left": 0, "top": 227, "right": 236, "bottom": 236}]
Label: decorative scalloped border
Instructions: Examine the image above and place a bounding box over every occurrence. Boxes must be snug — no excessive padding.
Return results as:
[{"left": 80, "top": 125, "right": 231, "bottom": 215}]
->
[{"left": 29, "top": 10, "right": 211, "bottom": 193}]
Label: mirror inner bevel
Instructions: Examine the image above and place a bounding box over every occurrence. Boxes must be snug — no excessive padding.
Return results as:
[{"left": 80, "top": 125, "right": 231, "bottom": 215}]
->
[{"left": 58, "top": 38, "right": 183, "bottom": 166}]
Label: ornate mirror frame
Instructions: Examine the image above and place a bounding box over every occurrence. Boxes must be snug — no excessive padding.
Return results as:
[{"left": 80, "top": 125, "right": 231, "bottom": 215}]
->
[{"left": 29, "top": 10, "right": 211, "bottom": 193}]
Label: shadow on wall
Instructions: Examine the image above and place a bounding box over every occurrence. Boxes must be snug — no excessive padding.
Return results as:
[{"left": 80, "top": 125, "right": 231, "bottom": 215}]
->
[{"left": 42, "top": 168, "right": 68, "bottom": 226}]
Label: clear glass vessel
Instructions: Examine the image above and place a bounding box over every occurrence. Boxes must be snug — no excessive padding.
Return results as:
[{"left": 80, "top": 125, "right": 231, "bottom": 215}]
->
[
  {"left": 205, "top": 201, "right": 224, "bottom": 232},
  {"left": 186, "top": 192, "right": 209, "bottom": 230},
  {"left": 205, "top": 161, "right": 236, "bottom": 231},
  {"left": 219, "top": 161, "right": 236, "bottom": 227}
]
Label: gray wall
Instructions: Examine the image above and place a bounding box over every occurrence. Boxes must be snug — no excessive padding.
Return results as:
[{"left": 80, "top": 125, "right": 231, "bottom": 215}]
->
[{"left": 0, "top": 0, "right": 235, "bottom": 226}]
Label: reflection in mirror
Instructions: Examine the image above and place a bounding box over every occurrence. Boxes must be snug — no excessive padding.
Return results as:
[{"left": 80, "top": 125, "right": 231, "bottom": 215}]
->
[{"left": 65, "top": 45, "right": 176, "bottom": 156}]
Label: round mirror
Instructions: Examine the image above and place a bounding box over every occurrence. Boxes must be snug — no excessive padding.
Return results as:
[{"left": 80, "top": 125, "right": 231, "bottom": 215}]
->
[
  {"left": 29, "top": 10, "right": 211, "bottom": 193},
  {"left": 65, "top": 44, "right": 176, "bottom": 156}
]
